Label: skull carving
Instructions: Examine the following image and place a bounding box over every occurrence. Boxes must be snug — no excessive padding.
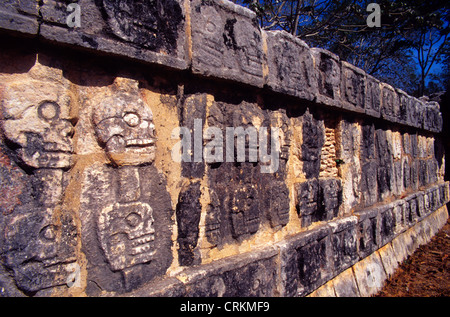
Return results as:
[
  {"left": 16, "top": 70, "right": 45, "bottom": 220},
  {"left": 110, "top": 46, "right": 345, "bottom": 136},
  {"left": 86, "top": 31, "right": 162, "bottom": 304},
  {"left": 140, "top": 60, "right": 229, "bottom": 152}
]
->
[
  {"left": 98, "top": 202, "right": 155, "bottom": 271},
  {"left": 1, "top": 81, "right": 74, "bottom": 169},
  {"left": 234, "top": 20, "right": 264, "bottom": 78},
  {"left": 3, "top": 209, "right": 77, "bottom": 293},
  {"left": 230, "top": 184, "right": 260, "bottom": 238},
  {"left": 92, "top": 92, "right": 156, "bottom": 166}
]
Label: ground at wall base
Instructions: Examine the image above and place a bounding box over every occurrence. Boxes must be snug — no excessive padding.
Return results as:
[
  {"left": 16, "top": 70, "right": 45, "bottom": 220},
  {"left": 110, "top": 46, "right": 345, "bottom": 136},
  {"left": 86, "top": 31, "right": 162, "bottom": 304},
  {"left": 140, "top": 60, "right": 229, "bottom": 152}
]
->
[{"left": 375, "top": 215, "right": 450, "bottom": 297}]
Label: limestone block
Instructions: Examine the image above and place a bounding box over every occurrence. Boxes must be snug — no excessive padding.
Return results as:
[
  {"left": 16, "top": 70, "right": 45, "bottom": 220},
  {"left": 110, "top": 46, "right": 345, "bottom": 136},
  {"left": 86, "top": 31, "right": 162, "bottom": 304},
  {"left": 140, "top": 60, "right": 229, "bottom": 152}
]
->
[
  {"left": 328, "top": 216, "right": 358, "bottom": 274},
  {"left": 354, "top": 208, "right": 379, "bottom": 259},
  {"left": 381, "top": 83, "right": 400, "bottom": 123},
  {"left": 378, "top": 204, "right": 395, "bottom": 247},
  {"left": 0, "top": 0, "right": 39, "bottom": 35},
  {"left": 352, "top": 252, "right": 387, "bottom": 297},
  {"left": 176, "top": 181, "right": 202, "bottom": 266},
  {"left": 190, "top": 0, "right": 265, "bottom": 87},
  {"left": 302, "top": 110, "right": 325, "bottom": 179},
  {"left": 265, "top": 30, "right": 318, "bottom": 101},
  {"left": 311, "top": 48, "right": 341, "bottom": 108},
  {"left": 365, "top": 74, "right": 381, "bottom": 117},
  {"left": 340, "top": 61, "right": 366, "bottom": 113},
  {"left": 181, "top": 247, "right": 278, "bottom": 297},
  {"left": 377, "top": 243, "right": 398, "bottom": 278},
  {"left": 277, "top": 224, "right": 331, "bottom": 296},
  {"left": 329, "top": 267, "right": 360, "bottom": 297},
  {"left": 40, "top": 0, "right": 188, "bottom": 70}
]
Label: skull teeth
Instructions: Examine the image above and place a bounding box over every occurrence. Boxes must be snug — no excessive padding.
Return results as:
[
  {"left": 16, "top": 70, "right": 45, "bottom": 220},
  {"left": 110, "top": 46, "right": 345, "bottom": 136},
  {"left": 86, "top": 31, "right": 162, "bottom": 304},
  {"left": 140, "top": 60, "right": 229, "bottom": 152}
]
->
[
  {"left": 131, "top": 235, "right": 154, "bottom": 247},
  {"left": 125, "top": 138, "right": 154, "bottom": 146}
]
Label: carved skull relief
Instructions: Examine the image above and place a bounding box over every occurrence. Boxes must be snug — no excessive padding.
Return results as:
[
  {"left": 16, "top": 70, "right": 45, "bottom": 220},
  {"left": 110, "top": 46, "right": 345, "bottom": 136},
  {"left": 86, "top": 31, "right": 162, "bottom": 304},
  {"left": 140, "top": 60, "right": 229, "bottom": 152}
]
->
[
  {"left": 1, "top": 81, "right": 74, "bottom": 169},
  {"left": 92, "top": 91, "right": 156, "bottom": 166},
  {"left": 98, "top": 202, "right": 155, "bottom": 271},
  {"left": 3, "top": 209, "right": 77, "bottom": 293},
  {"left": 230, "top": 184, "right": 260, "bottom": 238}
]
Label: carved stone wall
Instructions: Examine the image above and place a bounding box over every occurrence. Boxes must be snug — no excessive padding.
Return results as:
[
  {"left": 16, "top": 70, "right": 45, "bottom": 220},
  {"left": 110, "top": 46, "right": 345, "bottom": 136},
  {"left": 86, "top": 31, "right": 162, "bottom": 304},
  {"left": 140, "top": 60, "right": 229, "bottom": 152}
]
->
[{"left": 0, "top": 0, "right": 448, "bottom": 297}]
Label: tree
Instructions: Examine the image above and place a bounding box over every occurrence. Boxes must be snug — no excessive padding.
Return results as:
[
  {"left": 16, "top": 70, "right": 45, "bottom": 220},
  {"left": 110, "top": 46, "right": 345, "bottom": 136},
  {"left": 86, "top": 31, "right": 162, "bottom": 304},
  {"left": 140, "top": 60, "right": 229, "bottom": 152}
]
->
[{"left": 236, "top": 0, "right": 450, "bottom": 96}]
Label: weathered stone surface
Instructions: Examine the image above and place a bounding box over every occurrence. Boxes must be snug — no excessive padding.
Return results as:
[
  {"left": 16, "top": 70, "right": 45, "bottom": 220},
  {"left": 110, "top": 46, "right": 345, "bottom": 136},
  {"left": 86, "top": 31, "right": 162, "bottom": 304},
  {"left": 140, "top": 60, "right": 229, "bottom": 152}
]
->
[
  {"left": 365, "top": 75, "right": 381, "bottom": 117},
  {"left": 266, "top": 30, "right": 318, "bottom": 101},
  {"left": 352, "top": 251, "right": 387, "bottom": 297},
  {"left": 354, "top": 207, "right": 379, "bottom": 259},
  {"left": 302, "top": 111, "right": 324, "bottom": 179},
  {"left": 278, "top": 224, "right": 331, "bottom": 296},
  {"left": 329, "top": 217, "right": 358, "bottom": 273},
  {"left": 381, "top": 84, "right": 400, "bottom": 123},
  {"left": 190, "top": 0, "right": 264, "bottom": 87},
  {"left": 181, "top": 247, "right": 278, "bottom": 297},
  {"left": 39, "top": 0, "right": 188, "bottom": 70},
  {"left": 80, "top": 163, "right": 173, "bottom": 294},
  {"left": 91, "top": 82, "right": 156, "bottom": 166},
  {"left": 311, "top": 48, "right": 341, "bottom": 108},
  {"left": 340, "top": 61, "right": 365, "bottom": 113},
  {"left": 176, "top": 181, "right": 202, "bottom": 266},
  {"left": 0, "top": 0, "right": 39, "bottom": 35}
]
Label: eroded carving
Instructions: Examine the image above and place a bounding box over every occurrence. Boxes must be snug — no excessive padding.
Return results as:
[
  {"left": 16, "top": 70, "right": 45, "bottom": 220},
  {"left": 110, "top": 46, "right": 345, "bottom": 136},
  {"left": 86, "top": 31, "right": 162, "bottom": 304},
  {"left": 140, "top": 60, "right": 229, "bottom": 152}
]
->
[
  {"left": 92, "top": 87, "right": 156, "bottom": 166},
  {"left": 102, "top": 0, "right": 184, "bottom": 53}
]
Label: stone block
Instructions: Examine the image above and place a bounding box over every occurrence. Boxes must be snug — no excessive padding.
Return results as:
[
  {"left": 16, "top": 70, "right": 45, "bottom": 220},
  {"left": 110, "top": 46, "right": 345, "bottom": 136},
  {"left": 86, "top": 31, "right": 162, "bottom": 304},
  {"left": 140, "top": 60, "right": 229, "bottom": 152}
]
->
[
  {"left": 330, "top": 267, "right": 360, "bottom": 297},
  {"left": 328, "top": 216, "right": 358, "bottom": 274},
  {"left": 318, "top": 178, "right": 343, "bottom": 221},
  {"left": 39, "top": 0, "right": 188, "bottom": 70},
  {"left": 340, "top": 61, "right": 366, "bottom": 113},
  {"left": 365, "top": 74, "right": 381, "bottom": 117},
  {"left": 180, "top": 247, "right": 279, "bottom": 297},
  {"left": 265, "top": 30, "right": 318, "bottom": 101},
  {"left": 176, "top": 181, "right": 202, "bottom": 266},
  {"left": 381, "top": 84, "right": 400, "bottom": 123},
  {"left": 295, "top": 179, "right": 319, "bottom": 227},
  {"left": 361, "top": 124, "right": 376, "bottom": 162},
  {"left": 354, "top": 207, "right": 379, "bottom": 259},
  {"left": 311, "top": 48, "right": 341, "bottom": 108},
  {"left": 190, "top": 0, "right": 265, "bottom": 87},
  {"left": 378, "top": 204, "right": 395, "bottom": 246},
  {"left": 352, "top": 252, "right": 387, "bottom": 297},
  {"left": 302, "top": 111, "right": 324, "bottom": 179},
  {"left": 277, "top": 224, "right": 331, "bottom": 296},
  {"left": 0, "top": 0, "right": 39, "bottom": 35},
  {"left": 360, "top": 161, "right": 378, "bottom": 207},
  {"left": 377, "top": 243, "right": 398, "bottom": 278}
]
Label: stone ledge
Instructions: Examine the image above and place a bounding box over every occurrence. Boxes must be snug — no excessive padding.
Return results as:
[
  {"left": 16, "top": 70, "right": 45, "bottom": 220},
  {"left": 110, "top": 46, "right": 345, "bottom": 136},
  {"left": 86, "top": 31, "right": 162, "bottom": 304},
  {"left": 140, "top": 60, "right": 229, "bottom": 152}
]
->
[
  {"left": 0, "top": 0, "right": 443, "bottom": 133},
  {"left": 122, "top": 182, "right": 449, "bottom": 297},
  {"left": 309, "top": 205, "right": 449, "bottom": 297}
]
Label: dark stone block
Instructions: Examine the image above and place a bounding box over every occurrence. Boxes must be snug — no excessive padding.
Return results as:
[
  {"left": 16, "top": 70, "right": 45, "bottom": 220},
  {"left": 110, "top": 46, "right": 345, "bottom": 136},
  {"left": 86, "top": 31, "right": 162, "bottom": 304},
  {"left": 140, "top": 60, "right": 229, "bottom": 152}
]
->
[
  {"left": 365, "top": 75, "right": 381, "bottom": 117},
  {"left": 39, "top": 0, "right": 188, "bottom": 70},
  {"left": 354, "top": 208, "right": 378, "bottom": 259},
  {"left": 419, "top": 160, "right": 429, "bottom": 187},
  {"left": 263, "top": 180, "right": 290, "bottom": 228},
  {"left": 302, "top": 111, "right": 324, "bottom": 179},
  {"left": 341, "top": 62, "right": 365, "bottom": 113},
  {"left": 361, "top": 124, "right": 376, "bottom": 162},
  {"left": 381, "top": 85, "right": 400, "bottom": 123},
  {"left": 329, "top": 217, "right": 358, "bottom": 273},
  {"left": 183, "top": 248, "right": 278, "bottom": 297},
  {"left": 0, "top": 0, "right": 39, "bottom": 35},
  {"left": 176, "top": 181, "right": 202, "bottom": 266},
  {"left": 318, "top": 178, "right": 342, "bottom": 221},
  {"left": 312, "top": 48, "right": 341, "bottom": 108},
  {"left": 266, "top": 31, "right": 318, "bottom": 101},
  {"left": 190, "top": 0, "right": 264, "bottom": 87},
  {"left": 295, "top": 179, "right": 319, "bottom": 220},
  {"left": 379, "top": 205, "right": 395, "bottom": 246},
  {"left": 360, "top": 161, "right": 378, "bottom": 207}
]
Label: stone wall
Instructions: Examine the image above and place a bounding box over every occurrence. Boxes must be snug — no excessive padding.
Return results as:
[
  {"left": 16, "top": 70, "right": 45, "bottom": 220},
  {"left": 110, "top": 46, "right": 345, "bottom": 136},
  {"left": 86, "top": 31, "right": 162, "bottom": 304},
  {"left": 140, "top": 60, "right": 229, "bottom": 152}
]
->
[{"left": 0, "top": 0, "right": 448, "bottom": 297}]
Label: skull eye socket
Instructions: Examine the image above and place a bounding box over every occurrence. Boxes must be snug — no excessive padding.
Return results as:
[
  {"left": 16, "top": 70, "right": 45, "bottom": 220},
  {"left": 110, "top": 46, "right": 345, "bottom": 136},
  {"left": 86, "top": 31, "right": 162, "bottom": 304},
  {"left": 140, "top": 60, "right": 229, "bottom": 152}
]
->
[
  {"left": 125, "top": 212, "right": 142, "bottom": 228},
  {"left": 123, "top": 112, "right": 140, "bottom": 127},
  {"left": 39, "top": 225, "right": 57, "bottom": 242},
  {"left": 38, "top": 102, "right": 60, "bottom": 121}
]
